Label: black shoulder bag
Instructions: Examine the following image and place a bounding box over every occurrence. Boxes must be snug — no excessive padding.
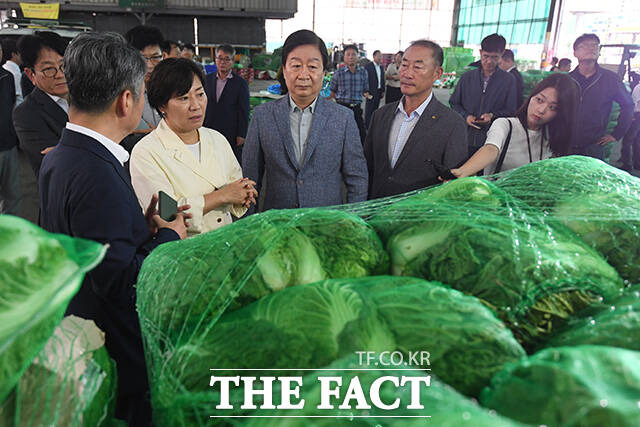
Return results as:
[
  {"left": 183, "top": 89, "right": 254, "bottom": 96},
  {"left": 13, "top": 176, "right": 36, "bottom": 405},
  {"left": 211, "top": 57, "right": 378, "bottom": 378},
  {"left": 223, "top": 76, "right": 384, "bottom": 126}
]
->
[{"left": 493, "top": 120, "right": 513, "bottom": 174}]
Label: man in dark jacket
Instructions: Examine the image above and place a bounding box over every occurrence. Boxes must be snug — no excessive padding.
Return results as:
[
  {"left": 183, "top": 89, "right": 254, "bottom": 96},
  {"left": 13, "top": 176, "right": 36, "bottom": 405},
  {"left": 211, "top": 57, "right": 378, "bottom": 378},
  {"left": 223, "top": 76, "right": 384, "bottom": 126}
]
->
[
  {"left": 38, "top": 32, "right": 188, "bottom": 426},
  {"left": 203, "top": 44, "right": 250, "bottom": 162},
  {"left": 364, "top": 49, "right": 386, "bottom": 129},
  {"left": 499, "top": 49, "right": 524, "bottom": 107},
  {"left": 365, "top": 40, "right": 467, "bottom": 199},
  {"left": 13, "top": 31, "right": 69, "bottom": 178},
  {"left": 450, "top": 33, "right": 517, "bottom": 157},
  {"left": 0, "top": 42, "right": 21, "bottom": 215},
  {"left": 569, "top": 33, "right": 633, "bottom": 160}
]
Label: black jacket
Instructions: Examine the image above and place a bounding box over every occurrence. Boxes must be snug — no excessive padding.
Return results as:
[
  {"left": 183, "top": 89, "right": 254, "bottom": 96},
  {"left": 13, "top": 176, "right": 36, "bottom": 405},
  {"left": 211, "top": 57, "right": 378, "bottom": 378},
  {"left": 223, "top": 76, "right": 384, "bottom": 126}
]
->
[
  {"left": 203, "top": 72, "right": 250, "bottom": 146},
  {"left": 365, "top": 61, "right": 386, "bottom": 95},
  {"left": 39, "top": 128, "right": 179, "bottom": 396},
  {"left": 449, "top": 67, "right": 518, "bottom": 147},
  {"left": 0, "top": 68, "right": 17, "bottom": 152},
  {"left": 13, "top": 87, "right": 68, "bottom": 177},
  {"left": 569, "top": 65, "right": 634, "bottom": 147},
  {"left": 364, "top": 97, "right": 468, "bottom": 199},
  {"left": 510, "top": 67, "right": 524, "bottom": 108}
]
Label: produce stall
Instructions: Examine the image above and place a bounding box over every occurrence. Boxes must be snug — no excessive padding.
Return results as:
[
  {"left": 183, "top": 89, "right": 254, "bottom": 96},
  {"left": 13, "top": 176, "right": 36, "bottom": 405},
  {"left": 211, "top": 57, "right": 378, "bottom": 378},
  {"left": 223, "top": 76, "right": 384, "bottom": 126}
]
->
[{"left": 2, "top": 156, "right": 640, "bottom": 426}]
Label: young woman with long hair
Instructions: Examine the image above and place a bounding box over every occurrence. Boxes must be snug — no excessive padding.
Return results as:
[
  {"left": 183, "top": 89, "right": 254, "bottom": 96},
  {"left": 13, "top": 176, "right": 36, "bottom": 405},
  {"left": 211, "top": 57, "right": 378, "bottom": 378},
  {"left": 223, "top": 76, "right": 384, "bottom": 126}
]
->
[{"left": 451, "top": 72, "right": 579, "bottom": 177}]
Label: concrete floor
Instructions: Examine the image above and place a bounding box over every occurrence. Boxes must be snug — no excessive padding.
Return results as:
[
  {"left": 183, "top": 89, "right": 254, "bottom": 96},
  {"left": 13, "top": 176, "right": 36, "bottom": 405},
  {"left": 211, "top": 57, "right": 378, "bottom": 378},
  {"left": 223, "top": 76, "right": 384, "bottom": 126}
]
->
[{"left": 13, "top": 82, "right": 636, "bottom": 224}]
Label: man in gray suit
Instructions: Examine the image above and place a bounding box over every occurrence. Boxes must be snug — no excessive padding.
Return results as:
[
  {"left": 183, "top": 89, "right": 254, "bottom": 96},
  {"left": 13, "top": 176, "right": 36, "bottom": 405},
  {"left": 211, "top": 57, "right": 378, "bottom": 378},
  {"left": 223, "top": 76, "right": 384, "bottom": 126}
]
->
[
  {"left": 243, "top": 30, "right": 367, "bottom": 211},
  {"left": 365, "top": 40, "right": 467, "bottom": 199}
]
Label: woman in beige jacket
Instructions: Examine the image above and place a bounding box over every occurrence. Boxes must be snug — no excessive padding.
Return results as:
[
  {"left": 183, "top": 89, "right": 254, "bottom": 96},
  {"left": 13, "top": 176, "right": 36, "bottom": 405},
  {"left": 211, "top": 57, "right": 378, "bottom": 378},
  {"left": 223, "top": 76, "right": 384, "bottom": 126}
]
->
[{"left": 130, "top": 58, "right": 257, "bottom": 236}]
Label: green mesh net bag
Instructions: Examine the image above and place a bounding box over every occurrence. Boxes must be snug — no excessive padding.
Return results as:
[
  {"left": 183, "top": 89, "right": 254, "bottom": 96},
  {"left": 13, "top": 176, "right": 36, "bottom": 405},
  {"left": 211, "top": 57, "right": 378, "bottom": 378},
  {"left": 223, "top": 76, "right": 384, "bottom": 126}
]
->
[
  {"left": 0, "top": 315, "right": 117, "bottom": 426},
  {"left": 495, "top": 155, "right": 640, "bottom": 283},
  {"left": 480, "top": 345, "right": 640, "bottom": 426},
  {"left": 546, "top": 284, "right": 640, "bottom": 351},
  {"left": 231, "top": 355, "right": 525, "bottom": 427},
  {"left": 365, "top": 178, "right": 623, "bottom": 347},
  {"left": 0, "top": 215, "right": 106, "bottom": 402}
]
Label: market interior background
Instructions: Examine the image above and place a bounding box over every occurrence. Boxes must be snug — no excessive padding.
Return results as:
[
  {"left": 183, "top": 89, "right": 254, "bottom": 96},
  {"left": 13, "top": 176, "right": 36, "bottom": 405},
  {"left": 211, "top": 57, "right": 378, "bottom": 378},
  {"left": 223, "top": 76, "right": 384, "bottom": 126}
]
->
[{"left": 2, "top": 0, "right": 640, "bottom": 223}]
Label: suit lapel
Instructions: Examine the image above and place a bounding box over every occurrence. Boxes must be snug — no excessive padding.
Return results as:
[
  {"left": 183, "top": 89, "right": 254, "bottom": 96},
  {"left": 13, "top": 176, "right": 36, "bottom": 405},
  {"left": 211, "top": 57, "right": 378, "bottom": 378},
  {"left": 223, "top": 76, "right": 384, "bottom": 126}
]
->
[
  {"left": 300, "top": 97, "right": 327, "bottom": 168},
  {"left": 393, "top": 97, "right": 440, "bottom": 169},
  {"left": 378, "top": 102, "right": 398, "bottom": 170},
  {"left": 272, "top": 97, "right": 300, "bottom": 171},
  {"left": 155, "top": 120, "right": 226, "bottom": 189},
  {"left": 34, "top": 88, "right": 68, "bottom": 127}
]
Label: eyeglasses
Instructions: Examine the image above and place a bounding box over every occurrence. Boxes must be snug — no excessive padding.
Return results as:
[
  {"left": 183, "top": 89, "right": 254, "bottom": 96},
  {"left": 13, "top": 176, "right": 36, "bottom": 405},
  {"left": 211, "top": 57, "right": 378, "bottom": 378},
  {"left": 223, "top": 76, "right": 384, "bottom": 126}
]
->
[
  {"left": 37, "top": 65, "right": 64, "bottom": 78},
  {"left": 143, "top": 54, "right": 163, "bottom": 63},
  {"left": 215, "top": 56, "right": 232, "bottom": 63}
]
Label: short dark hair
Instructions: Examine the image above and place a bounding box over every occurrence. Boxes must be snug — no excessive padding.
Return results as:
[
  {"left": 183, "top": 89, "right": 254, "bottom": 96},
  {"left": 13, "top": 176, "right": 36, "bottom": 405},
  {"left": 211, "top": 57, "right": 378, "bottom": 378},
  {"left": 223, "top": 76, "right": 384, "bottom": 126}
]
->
[
  {"left": 372, "top": 49, "right": 381, "bottom": 56},
  {"left": 65, "top": 32, "right": 146, "bottom": 113},
  {"left": 1, "top": 38, "right": 18, "bottom": 63},
  {"left": 17, "top": 32, "right": 67, "bottom": 69},
  {"left": 182, "top": 43, "right": 195, "bottom": 52},
  {"left": 215, "top": 44, "right": 235, "bottom": 58},
  {"left": 558, "top": 58, "right": 572, "bottom": 68},
  {"left": 551, "top": 56, "right": 559, "bottom": 64},
  {"left": 502, "top": 49, "right": 515, "bottom": 62},
  {"left": 396, "top": 50, "right": 404, "bottom": 56},
  {"left": 573, "top": 33, "right": 600, "bottom": 51},
  {"left": 147, "top": 58, "right": 205, "bottom": 112},
  {"left": 480, "top": 33, "right": 506, "bottom": 53},
  {"left": 161, "top": 40, "right": 179, "bottom": 54},
  {"left": 408, "top": 39, "right": 444, "bottom": 67},
  {"left": 125, "top": 25, "right": 164, "bottom": 51},
  {"left": 515, "top": 73, "right": 579, "bottom": 156},
  {"left": 343, "top": 44, "right": 358, "bottom": 55},
  {"left": 281, "top": 30, "right": 329, "bottom": 70}
]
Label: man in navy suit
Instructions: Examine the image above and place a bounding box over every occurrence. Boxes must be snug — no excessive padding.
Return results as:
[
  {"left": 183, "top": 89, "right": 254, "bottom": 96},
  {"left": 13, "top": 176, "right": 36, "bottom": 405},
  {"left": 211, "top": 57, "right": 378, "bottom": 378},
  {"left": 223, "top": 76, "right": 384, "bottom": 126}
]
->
[
  {"left": 364, "top": 49, "right": 386, "bottom": 129},
  {"left": 38, "top": 32, "right": 188, "bottom": 426},
  {"left": 203, "top": 44, "right": 250, "bottom": 162}
]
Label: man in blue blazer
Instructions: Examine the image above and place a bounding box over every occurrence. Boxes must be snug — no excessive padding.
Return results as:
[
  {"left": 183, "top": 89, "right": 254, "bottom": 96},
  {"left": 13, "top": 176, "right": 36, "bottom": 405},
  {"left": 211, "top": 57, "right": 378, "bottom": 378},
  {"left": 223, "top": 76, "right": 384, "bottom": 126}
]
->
[
  {"left": 242, "top": 30, "right": 367, "bottom": 212},
  {"left": 38, "top": 33, "right": 188, "bottom": 426},
  {"left": 203, "top": 44, "right": 250, "bottom": 162}
]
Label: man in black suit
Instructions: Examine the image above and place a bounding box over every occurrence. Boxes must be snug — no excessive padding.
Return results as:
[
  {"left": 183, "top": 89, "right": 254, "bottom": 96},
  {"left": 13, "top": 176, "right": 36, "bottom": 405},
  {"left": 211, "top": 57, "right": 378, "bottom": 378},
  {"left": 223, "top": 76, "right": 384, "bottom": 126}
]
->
[
  {"left": 0, "top": 42, "right": 21, "bottom": 215},
  {"left": 203, "top": 44, "right": 250, "bottom": 162},
  {"left": 499, "top": 49, "right": 524, "bottom": 107},
  {"left": 364, "top": 49, "right": 386, "bottom": 129},
  {"left": 13, "top": 32, "right": 68, "bottom": 178},
  {"left": 39, "top": 32, "right": 188, "bottom": 426},
  {"left": 364, "top": 40, "right": 467, "bottom": 199}
]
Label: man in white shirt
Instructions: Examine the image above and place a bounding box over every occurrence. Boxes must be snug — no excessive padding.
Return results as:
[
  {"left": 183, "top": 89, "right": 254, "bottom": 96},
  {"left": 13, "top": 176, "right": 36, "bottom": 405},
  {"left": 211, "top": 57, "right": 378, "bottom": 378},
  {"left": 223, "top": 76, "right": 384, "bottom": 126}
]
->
[
  {"left": 13, "top": 32, "right": 69, "bottom": 178},
  {"left": 365, "top": 49, "right": 386, "bottom": 129},
  {"left": 38, "top": 32, "right": 188, "bottom": 427},
  {"left": 1, "top": 38, "right": 23, "bottom": 105}
]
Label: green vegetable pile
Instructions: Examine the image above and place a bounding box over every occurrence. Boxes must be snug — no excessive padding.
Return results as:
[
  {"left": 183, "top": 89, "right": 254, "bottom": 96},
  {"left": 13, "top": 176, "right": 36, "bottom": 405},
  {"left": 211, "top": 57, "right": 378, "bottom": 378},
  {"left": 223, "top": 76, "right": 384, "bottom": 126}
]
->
[
  {"left": 135, "top": 156, "right": 640, "bottom": 426},
  {"left": 0, "top": 316, "right": 117, "bottom": 426},
  {"left": 496, "top": 155, "right": 640, "bottom": 283},
  {"left": 0, "top": 215, "right": 106, "bottom": 402}
]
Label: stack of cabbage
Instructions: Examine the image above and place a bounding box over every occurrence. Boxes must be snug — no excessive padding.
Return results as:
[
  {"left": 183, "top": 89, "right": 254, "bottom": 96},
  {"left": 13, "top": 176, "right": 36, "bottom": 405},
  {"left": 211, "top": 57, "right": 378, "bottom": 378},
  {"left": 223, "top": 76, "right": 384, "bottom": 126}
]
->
[
  {"left": 137, "top": 156, "right": 640, "bottom": 426},
  {"left": 0, "top": 215, "right": 114, "bottom": 426}
]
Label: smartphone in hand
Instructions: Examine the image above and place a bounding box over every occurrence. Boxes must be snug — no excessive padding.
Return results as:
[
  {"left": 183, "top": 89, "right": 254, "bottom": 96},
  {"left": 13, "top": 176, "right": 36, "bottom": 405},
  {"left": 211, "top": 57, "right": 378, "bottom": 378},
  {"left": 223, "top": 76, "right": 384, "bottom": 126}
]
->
[{"left": 158, "top": 191, "right": 178, "bottom": 221}]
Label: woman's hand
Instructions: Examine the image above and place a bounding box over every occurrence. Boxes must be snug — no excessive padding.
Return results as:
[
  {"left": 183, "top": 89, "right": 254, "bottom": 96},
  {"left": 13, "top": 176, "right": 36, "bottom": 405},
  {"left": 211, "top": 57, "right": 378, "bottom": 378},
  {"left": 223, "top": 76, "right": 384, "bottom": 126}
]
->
[{"left": 219, "top": 178, "right": 258, "bottom": 206}]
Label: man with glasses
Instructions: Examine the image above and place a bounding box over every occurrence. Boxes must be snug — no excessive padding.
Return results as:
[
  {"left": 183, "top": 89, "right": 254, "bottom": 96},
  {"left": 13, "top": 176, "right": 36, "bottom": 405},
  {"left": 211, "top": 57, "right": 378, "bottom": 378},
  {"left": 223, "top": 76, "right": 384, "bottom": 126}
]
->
[
  {"left": 203, "top": 44, "right": 249, "bottom": 162},
  {"left": 13, "top": 32, "right": 69, "bottom": 179},
  {"left": 569, "top": 33, "right": 633, "bottom": 160},
  {"left": 450, "top": 33, "right": 517, "bottom": 157},
  {"left": 123, "top": 25, "right": 165, "bottom": 152}
]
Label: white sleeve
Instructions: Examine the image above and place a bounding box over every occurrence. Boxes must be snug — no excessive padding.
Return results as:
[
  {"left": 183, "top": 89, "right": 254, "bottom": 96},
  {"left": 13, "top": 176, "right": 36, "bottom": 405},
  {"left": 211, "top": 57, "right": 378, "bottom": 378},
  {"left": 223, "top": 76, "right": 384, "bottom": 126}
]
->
[
  {"left": 632, "top": 85, "right": 640, "bottom": 107},
  {"left": 484, "top": 118, "right": 511, "bottom": 151}
]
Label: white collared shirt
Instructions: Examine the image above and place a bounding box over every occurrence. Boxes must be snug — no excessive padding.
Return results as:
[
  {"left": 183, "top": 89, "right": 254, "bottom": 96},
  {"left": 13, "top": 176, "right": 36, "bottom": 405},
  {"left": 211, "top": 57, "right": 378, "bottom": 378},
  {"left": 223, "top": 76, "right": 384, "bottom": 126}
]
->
[
  {"left": 45, "top": 92, "right": 69, "bottom": 114},
  {"left": 66, "top": 122, "right": 130, "bottom": 166},
  {"left": 375, "top": 63, "right": 382, "bottom": 89},
  {"left": 388, "top": 92, "right": 433, "bottom": 168},
  {"left": 2, "top": 60, "right": 23, "bottom": 105}
]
